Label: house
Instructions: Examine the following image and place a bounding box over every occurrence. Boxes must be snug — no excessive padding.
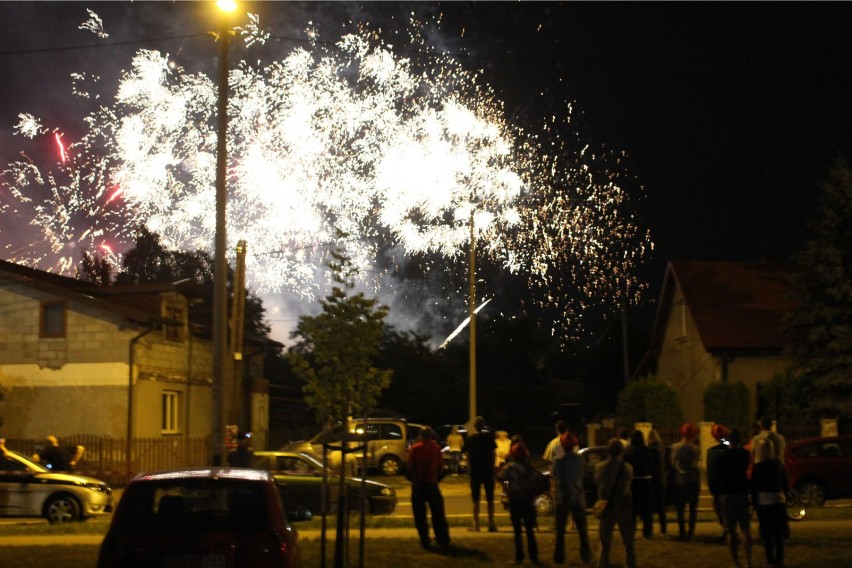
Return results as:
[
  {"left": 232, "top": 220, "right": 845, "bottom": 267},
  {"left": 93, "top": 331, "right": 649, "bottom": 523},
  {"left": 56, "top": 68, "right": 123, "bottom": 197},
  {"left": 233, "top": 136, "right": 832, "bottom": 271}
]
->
[
  {"left": 642, "top": 260, "right": 799, "bottom": 424},
  {"left": 0, "top": 259, "right": 274, "bottom": 453}
]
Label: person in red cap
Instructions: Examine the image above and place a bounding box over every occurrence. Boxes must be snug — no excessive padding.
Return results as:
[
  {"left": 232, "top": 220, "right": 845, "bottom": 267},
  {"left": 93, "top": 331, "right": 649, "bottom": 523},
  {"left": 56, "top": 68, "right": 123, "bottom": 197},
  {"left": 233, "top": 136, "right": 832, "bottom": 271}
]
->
[
  {"left": 497, "top": 438, "right": 544, "bottom": 565},
  {"left": 670, "top": 423, "right": 700, "bottom": 540},
  {"left": 706, "top": 423, "right": 731, "bottom": 541},
  {"left": 551, "top": 431, "right": 593, "bottom": 565}
]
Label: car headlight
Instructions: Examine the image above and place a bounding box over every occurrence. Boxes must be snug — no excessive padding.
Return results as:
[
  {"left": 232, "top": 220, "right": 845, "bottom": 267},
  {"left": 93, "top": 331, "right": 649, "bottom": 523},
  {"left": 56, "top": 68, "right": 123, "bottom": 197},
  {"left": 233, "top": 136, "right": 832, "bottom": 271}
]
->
[
  {"left": 380, "top": 487, "right": 395, "bottom": 496},
  {"left": 84, "top": 483, "right": 110, "bottom": 493}
]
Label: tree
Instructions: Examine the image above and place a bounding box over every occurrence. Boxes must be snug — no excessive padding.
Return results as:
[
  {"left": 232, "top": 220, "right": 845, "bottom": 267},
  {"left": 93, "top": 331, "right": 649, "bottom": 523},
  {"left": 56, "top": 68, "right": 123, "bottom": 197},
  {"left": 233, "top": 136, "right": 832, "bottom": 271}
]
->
[
  {"left": 703, "top": 381, "right": 750, "bottom": 431},
  {"left": 77, "top": 250, "right": 113, "bottom": 285},
  {"left": 287, "top": 242, "right": 393, "bottom": 426},
  {"left": 113, "top": 226, "right": 270, "bottom": 339},
  {"left": 615, "top": 377, "right": 683, "bottom": 430},
  {"left": 786, "top": 159, "right": 852, "bottom": 423}
]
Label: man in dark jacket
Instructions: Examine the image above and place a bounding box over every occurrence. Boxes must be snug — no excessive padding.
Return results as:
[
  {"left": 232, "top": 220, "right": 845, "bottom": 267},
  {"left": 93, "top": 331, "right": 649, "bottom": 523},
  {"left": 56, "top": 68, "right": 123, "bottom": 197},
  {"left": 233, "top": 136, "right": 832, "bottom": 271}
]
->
[
  {"left": 595, "top": 438, "right": 636, "bottom": 568},
  {"left": 716, "top": 428, "right": 753, "bottom": 568},
  {"left": 551, "top": 431, "right": 592, "bottom": 565},
  {"left": 408, "top": 427, "right": 450, "bottom": 548},
  {"left": 463, "top": 416, "right": 498, "bottom": 532}
]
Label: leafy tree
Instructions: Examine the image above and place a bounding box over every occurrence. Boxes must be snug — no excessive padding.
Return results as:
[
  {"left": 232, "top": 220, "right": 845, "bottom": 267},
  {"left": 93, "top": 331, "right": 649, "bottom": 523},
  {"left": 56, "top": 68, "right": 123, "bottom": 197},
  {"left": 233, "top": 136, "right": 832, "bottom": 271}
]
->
[
  {"left": 77, "top": 250, "right": 113, "bottom": 285},
  {"left": 703, "top": 381, "right": 750, "bottom": 431},
  {"left": 114, "top": 226, "right": 270, "bottom": 339},
  {"left": 615, "top": 376, "right": 683, "bottom": 430},
  {"left": 786, "top": 159, "right": 852, "bottom": 422},
  {"left": 758, "top": 371, "right": 816, "bottom": 428},
  {"left": 287, "top": 243, "right": 393, "bottom": 425}
]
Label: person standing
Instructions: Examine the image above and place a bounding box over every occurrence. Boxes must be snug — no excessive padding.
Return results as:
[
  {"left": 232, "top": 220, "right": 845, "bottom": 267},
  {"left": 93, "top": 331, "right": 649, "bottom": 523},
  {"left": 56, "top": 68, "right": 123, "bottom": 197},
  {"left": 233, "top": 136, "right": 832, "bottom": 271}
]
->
[
  {"left": 227, "top": 432, "right": 254, "bottom": 467},
  {"left": 751, "top": 416, "right": 786, "bottom": 464},
  {"left": 497, "top": 440, "right": 541, "bottom": 565},
  {"left": 752, "top": 441, "right": 790, "bottom": 568},
  {"left": 33, "top": 435, "right": 84, "bottom": 472},
  {"left": 647, "top": 429, "right": 668, "bottom": 536},
  {"left": 543, "top": 420, "right": 568, "bottom": 462},
  {"left": 706, "top": 423, "right": 731, "bottom": 541},
  {"left": 551, "top": 431, "right": 593, "bottom": 565},
  {"left": 624, "top": 430, "right": 654, "bottom": 539},
  {"left": 716, "top": 428, "right": 753, "bottom": 568},
  {"left": 446, "top": 426, "right": 464, "bottom": 475},
  {"left": 595, "top": 438, "right": 636, "bottom": 568},
  {"left": 671, "top": 423, "right": 700, "bottom": 540},
  {"left": 495, "top": 430, "right": 512, "bottom": 470},
  {"left": 463, "top": 416, "right": 498, "bottom": 532},
  {"left": 407, "top": 427, "right": 451, "bottom": 549}
]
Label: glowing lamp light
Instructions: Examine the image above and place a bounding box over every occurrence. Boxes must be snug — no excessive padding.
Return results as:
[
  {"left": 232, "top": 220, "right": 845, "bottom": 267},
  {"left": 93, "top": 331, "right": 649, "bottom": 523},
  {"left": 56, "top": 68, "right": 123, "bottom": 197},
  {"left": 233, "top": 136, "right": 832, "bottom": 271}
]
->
[{"left": 216, "top": 0, "right": 238, "bottom": 13}]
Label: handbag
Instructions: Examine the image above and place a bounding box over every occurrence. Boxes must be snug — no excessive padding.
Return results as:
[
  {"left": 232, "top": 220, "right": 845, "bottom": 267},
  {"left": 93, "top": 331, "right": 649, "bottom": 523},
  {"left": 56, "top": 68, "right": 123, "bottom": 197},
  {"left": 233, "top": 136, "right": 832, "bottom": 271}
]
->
[{"left": 593, "top": 461, "right": 625, "bottom": 519}]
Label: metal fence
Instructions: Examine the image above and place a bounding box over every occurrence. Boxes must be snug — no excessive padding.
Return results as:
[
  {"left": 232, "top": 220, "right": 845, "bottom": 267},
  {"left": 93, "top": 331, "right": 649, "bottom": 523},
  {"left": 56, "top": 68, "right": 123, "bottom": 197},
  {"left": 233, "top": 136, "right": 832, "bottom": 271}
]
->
[{"left": 5, "top": 435, "right": 211, "bottom": 486}]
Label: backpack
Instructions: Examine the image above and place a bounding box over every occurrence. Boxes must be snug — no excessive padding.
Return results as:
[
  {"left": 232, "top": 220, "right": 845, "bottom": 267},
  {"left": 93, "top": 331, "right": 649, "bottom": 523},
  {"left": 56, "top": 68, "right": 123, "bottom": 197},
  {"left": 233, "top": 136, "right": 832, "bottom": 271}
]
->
[{"left": 506, "top": 463, "right": 547, "bottom": 502}]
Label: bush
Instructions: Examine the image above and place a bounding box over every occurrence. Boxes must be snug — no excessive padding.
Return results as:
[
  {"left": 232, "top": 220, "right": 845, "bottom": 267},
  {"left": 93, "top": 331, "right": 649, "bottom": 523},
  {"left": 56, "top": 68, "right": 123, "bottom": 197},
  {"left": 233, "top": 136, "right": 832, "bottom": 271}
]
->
[
  {"left": 703, "top": 381, "right": 750, "bottom": 431},
  {"left": 758, "top": 371, "right": 817, "bottom": 428},
  {"left": 615, "top": 377, "right": 683, "bottom": 429}
]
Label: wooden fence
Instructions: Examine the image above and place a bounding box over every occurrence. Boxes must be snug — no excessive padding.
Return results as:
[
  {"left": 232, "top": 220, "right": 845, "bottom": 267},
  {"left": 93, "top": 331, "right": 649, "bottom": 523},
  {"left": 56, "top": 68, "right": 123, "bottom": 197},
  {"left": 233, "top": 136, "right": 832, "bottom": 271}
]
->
[{"left": 4, "top": 435, "right": 211, "bottom": 486}]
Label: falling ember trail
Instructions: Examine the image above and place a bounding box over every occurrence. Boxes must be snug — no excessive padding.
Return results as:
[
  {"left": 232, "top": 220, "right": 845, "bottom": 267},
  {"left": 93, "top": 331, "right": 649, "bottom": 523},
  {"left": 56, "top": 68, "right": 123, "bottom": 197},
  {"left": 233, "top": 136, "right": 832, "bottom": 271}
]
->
[
  {"left": 439, "top": 298, "right": 492, "bottom": 350},
  {"left": 54, "top": 132, "right": 68, "bottom": 163}
]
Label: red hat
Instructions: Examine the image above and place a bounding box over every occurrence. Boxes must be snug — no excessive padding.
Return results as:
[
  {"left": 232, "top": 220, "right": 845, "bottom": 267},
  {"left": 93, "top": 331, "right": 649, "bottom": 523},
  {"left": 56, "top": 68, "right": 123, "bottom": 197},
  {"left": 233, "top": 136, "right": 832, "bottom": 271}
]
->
[
  {"left": 510, "top": 442, "right": 529, "bottom": 460},
  {"left": 680, "top": 423, "right": 697, "bottom": 439},
  {"left": 560, "top": 432, "right": 579, "bottom": 450},
  {"left": 711, "top": 424, "right": 729, "bottom": 441}
]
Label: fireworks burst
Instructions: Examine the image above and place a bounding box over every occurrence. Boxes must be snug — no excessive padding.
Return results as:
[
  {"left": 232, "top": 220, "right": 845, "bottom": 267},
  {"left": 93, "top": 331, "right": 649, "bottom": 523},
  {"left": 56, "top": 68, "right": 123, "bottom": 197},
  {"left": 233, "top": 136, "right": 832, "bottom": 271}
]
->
[{"left": 0, "top": 11, "right": 652, "bottom": 340}]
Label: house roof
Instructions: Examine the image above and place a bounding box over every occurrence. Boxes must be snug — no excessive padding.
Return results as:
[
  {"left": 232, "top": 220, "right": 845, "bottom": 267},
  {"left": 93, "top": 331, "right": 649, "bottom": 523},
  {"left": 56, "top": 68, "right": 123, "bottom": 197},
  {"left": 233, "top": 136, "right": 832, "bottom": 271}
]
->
[
  {"left": 649, "top": 260, "right": 800, "bottom": 354},
  {"left": 0, "top": 258, "right": 178, "bottom": 328}
]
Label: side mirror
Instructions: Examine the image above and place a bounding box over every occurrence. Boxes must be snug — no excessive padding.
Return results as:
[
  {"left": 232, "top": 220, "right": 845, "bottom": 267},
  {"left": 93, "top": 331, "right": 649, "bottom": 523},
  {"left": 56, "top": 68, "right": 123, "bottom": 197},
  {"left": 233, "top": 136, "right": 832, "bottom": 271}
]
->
[{"left": 287, "top": 506, "right": 313, "bottom": 522}]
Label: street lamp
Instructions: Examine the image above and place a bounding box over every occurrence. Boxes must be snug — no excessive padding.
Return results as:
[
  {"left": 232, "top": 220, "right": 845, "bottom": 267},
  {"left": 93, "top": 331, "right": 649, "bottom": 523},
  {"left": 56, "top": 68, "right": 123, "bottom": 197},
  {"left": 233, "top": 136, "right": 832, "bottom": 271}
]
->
[{"left": 212, "top": 0, "right": 237, "bottom": 466}]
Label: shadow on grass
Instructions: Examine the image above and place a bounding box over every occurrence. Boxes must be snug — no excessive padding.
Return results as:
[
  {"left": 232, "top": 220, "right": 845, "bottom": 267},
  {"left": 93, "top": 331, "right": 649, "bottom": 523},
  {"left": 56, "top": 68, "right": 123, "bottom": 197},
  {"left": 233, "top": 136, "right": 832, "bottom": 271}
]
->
[{"left": 424, "top": 543, "right": 493, "bottom": 561}]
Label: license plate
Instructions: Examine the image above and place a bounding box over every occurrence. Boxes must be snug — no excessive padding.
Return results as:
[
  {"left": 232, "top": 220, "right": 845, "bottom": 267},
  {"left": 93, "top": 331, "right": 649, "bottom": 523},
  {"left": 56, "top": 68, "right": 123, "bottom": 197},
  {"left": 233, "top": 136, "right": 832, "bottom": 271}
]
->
[{"left": 163, "top": 554, "right": 227, "bottom": 568}]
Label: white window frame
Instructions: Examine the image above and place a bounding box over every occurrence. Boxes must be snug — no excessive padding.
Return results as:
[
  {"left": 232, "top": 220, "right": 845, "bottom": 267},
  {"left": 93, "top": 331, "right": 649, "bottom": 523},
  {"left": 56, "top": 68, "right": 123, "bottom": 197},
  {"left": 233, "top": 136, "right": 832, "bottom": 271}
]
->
[{"left": 162, "top": 390, "right": 181, "bottom": 434}]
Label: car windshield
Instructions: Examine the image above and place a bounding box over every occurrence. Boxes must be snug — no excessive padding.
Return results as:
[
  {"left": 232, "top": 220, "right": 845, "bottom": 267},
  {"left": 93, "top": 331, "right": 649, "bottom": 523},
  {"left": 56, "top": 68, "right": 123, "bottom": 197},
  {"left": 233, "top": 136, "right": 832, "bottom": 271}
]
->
[
  {"left": 1, "top": 451, "right": 49, "bottom": 473},
  {"left": 116, "top": 478, "right": 272, "bottom": 532}
]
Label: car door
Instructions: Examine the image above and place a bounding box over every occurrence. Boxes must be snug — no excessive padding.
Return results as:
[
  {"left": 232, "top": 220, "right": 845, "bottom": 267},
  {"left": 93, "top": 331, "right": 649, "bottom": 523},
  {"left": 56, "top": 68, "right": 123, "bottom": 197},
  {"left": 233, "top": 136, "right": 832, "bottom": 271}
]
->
[{"left": 0, "top": 454, "right": 40, "bottom": 515}]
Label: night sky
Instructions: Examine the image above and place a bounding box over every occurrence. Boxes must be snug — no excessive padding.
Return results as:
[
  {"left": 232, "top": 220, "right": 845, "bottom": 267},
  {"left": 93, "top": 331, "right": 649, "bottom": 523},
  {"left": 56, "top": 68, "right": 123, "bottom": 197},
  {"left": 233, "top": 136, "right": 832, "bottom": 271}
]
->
[{"left": 2, "top": 2, "right": 851, "bottom": 341}]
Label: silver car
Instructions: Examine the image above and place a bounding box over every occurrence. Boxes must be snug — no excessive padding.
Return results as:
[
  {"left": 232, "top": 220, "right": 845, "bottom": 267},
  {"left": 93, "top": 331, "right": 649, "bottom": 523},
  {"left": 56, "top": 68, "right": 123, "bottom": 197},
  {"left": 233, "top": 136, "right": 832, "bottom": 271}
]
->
[{"left": 0, "top": 450, "right": 113, "bottom": 523}]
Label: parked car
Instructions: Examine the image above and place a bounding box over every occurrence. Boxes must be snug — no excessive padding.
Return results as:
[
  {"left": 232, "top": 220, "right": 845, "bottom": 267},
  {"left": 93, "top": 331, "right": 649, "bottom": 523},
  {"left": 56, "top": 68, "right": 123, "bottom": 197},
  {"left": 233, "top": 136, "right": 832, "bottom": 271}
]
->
[
  {"left": 284, "top": 418, "right": 429, "bottom": 476},
  {"left": 785, "top": 435, "right": 852, "bottom": 506},
  {"left": 251, "top": 450, "right": 397, "bottom": 515},
  {"left": 98, "top": 467, "right": 311, "bottom": 568},
  {"left": 499, "top": 446, "right": 608, "bottom": 516},
  {"left": 0, "top": 450, "right": 113, "bottom": 523}
]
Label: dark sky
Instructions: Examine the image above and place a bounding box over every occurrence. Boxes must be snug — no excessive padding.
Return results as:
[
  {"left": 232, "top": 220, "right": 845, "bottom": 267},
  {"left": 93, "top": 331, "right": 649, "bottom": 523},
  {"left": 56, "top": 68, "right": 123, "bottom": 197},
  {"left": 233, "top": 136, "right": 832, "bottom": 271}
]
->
[{"left": 2, "top": 2, "right": 851, "bottom": 338}]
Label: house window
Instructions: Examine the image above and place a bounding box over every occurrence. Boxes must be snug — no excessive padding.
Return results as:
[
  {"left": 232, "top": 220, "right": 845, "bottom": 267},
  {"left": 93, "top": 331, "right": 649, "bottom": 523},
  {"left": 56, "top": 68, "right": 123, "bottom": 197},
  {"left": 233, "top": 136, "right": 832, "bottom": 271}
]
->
[
  {"left": 40, "top": 302, "right": 66, "bottom": 338},
  {"left": 163, "top": 306, "right": 183, "bottom": 342},
  {"left": 162, "top": 390, "right": 181, "bottom": 434}
]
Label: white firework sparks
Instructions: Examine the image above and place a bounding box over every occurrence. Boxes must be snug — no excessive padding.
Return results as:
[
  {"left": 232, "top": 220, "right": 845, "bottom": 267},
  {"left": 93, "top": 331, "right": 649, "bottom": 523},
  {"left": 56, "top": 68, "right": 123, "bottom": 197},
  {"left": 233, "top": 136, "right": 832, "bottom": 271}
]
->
[{"left": 0, "top": 14, "right": 652, "bottom": 339}]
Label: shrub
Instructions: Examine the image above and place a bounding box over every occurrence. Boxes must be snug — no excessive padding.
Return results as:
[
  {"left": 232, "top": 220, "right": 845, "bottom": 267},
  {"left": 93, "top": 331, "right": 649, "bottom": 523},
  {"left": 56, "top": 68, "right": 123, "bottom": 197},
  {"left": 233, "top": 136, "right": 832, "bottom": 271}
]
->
[
  {"left": 703, "top": 381, "right": 750, "bottom": 431},
  {"left": 616, "top": 377, "right": 683, "bottom": 429}
]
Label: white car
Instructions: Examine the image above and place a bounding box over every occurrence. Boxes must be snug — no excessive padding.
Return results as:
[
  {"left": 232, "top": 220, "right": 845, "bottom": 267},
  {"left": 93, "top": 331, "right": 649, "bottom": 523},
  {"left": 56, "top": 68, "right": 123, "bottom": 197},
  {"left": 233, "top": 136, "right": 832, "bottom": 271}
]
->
[{"left": 0, "top": 450, "right": 113, "bottom": 523}]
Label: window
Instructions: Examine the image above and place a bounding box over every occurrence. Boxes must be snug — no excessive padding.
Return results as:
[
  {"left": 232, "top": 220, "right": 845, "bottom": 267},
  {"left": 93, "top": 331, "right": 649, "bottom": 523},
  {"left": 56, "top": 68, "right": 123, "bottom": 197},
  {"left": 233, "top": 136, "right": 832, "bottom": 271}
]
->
[
  {"left": 40, "top": 302, "right": 66, "bottom": 338},
  {"left": 162, "top": 390, "right": 181, "bottom": 434},
  {"left": 163, "top": 306, "right": 183, "bottom": 342}
]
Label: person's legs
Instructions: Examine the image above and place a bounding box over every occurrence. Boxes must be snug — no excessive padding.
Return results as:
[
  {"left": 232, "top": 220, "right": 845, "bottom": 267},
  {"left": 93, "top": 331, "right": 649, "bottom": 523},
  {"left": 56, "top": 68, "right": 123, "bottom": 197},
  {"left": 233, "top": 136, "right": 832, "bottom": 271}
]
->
[
  {"left": 637, "top": 479, "right": 653, "bottom": 539},
  {"left": 617, "top": 507, "right": 637, "bottom": 568},
  {"left": 596, "top": 517, "right": 614, "bottom": 568},
  {"left": 470, "top": 476, "right": 482, "bottom": 530},
  {"left": 425, "top": 484, "right": 451, "bottom": 546},
  {"left": 411, "top": 482, "right": 430, "bottom": 547},
  {"left": 484, "top": 474, "right": 497, "bottom": 531},
  {"left": 687, "top": 482, "right": 699, "bottom": 537},
  {"left": 655, "top": 484, "right": 668, "bottom": 535},
  {"left": 675, "top": 483, "right": 687, "bottom": 538},
  {"left": 522, "top": 502, "right": 539, "bottom": 562},
  {"left": 571, "top": 501, "right": 593, "bottom": 563},
  {"left": 756, "top": 505, "right": 775, "bottom": 566},
  {"left": 553, "top": 502, "right": 568, "bottom": 564},
  {"left": 510, "top": 501, "right": 525, "bottom": 563}
]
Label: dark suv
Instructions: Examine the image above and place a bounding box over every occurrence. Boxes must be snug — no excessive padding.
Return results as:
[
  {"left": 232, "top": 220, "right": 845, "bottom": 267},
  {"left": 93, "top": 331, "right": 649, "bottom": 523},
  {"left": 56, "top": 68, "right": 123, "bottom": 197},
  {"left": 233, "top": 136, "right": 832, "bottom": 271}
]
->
[{"left": 785, "top": 435, "right": 852, "bottom": 506}]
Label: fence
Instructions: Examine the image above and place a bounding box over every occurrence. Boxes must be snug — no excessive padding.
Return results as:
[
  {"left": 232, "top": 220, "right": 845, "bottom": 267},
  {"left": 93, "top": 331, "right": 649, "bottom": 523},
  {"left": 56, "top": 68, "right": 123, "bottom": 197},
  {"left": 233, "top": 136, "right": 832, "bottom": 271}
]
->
[{"left": 4, "top": 435, "right": 211, "bottom": 486}]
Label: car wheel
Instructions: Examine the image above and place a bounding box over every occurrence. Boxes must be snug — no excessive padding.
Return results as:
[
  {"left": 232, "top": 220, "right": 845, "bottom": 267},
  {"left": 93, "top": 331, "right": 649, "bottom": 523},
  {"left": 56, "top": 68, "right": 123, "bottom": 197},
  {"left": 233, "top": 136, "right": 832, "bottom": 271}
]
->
[
  {"left": 787, "top": 491, "right": 806, "bottom": 521},
  {"left": 534, "top": 492, "right": 554, "bottom": 516},
  {"left": 44, "top": 494, "right": 81, "bottom": 524},
  {"left": 379, "top": 456, "right": 402, "bottom": 476},
  {"left": 798, "top": 481, "right": 827, "bottom": 507}
]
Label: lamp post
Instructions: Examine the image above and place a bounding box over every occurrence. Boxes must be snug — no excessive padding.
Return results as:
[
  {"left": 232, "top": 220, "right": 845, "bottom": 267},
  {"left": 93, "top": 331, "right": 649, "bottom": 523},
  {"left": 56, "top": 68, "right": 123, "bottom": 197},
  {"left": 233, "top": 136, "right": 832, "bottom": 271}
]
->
[
  {"left": 469, "top": 209, "right": 477, "bottom": 429},
  {"left": 212, "top": 0, "right": 237, "bottom": 466}
]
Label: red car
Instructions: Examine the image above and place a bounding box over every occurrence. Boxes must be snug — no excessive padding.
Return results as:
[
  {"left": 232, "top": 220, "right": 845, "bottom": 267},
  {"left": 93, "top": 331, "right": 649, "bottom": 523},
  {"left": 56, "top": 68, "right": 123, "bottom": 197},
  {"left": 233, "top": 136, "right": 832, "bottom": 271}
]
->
[
  {"left": 784, "top": 436, "right": 852, "bottom": 506},
  {"left": 98, "top": 468, "right": 311, "bottom": 568}
]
